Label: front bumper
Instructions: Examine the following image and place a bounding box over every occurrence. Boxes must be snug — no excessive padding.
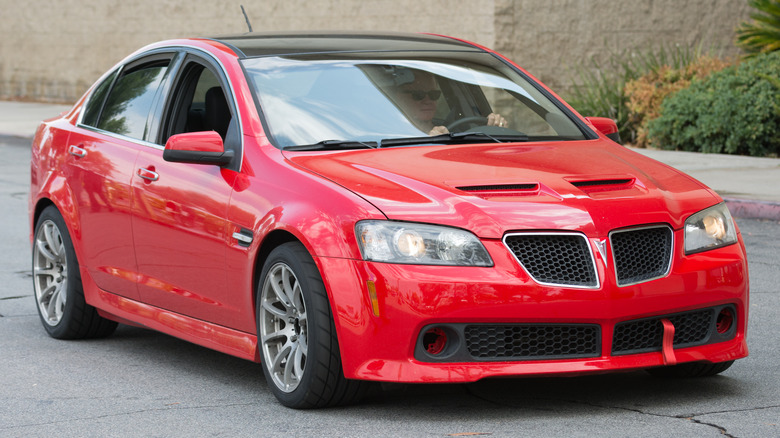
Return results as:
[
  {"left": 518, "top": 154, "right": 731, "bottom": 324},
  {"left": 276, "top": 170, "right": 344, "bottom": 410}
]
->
[{"left": 316, "top": 232, "right": 749, "bottom": 383}]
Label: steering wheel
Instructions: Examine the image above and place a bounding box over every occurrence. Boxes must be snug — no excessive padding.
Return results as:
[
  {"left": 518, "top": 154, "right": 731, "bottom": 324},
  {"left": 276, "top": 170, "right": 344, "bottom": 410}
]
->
[{"left": 446, "top": 116, "right": 489, "bottom": 131}]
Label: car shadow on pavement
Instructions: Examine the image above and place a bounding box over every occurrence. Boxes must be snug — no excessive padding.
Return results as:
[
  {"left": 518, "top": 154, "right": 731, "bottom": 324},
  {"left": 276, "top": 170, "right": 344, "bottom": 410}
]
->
[{"left": 102, "top": 324, "right": 748, "bottom": 416}]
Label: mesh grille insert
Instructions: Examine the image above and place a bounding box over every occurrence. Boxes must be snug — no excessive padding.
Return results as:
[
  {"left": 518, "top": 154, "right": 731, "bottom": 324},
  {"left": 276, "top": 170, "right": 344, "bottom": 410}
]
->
[
  {"left": 465, "top": 325, "right": 600, "bottom": 360},
  {"left": 504, "top": 234, "right": 597, "bottom": 287},
  {"left": 611, "top": 226, "right": 673, "bottom": 286},
  {"left": 612, "top": 309, "right": 714, "bottom": 355}
]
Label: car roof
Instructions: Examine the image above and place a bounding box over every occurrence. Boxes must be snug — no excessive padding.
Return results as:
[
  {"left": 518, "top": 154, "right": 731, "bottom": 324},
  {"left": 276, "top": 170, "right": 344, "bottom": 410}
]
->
[{"left": 208, "top": 31, "right": 484, "bottom": 58}]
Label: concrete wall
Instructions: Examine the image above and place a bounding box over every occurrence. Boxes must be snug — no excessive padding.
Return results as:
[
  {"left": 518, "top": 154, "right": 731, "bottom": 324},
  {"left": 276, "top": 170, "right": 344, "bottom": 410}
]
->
[
  {"left": 0, "top": 0, "right": 749, "bottom": 103},
  {"left": 494, "top": 0, "right": 752, "bottom": 90}
]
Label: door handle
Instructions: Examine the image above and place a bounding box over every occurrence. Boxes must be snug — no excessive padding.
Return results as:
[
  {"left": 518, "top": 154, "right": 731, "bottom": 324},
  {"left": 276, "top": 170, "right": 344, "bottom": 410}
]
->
[
  {"left": 137, "top": 167, "right": 159, "bottom": 182},
  {"left": 68, "top": 145, "right": 87, "bottom": 158}
]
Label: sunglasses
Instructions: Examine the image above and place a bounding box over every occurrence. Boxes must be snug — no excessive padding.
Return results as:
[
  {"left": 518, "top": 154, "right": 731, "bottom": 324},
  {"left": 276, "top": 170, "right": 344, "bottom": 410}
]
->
[{"left": 401, "top": 89, "right": 442, "bottom": 101}]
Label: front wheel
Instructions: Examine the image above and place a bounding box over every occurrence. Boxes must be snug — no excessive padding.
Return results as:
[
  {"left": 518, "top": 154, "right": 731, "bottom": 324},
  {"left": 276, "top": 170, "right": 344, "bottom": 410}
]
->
[
  {"left": 257, "top": 242, "right": 367, "bottom": 408},
  {"left": 32, "top": 206, "right": 117, "bottom": 339}
]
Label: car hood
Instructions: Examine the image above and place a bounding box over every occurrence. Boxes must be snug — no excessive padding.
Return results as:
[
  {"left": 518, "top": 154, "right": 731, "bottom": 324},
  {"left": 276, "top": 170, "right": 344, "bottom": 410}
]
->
[{"left": 285, "top": 140, "right": 720, "bottom": 239}]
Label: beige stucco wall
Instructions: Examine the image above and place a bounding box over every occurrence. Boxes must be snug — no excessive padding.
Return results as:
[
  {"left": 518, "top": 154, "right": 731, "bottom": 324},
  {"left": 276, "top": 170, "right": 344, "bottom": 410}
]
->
[
  {"left": 494, "top": 0, "right": 752, "bottom": 90},
  {"left": 0, "top": 0, "right": 749, "bottom": 103}
]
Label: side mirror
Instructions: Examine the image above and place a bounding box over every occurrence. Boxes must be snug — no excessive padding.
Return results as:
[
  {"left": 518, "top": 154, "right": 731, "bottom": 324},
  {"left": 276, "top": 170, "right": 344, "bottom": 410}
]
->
[
  {"left": 163, "top": 131, "right": 235, "bottom": 166},
  {"left": 585, "top": 117, "right": 621, "bottom": 144}
]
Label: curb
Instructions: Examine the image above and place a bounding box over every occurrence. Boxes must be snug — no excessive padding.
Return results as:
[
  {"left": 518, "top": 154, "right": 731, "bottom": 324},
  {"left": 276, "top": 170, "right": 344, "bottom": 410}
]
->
[{"left": 724, "top": 198, "right": 780, "bottom": 222}]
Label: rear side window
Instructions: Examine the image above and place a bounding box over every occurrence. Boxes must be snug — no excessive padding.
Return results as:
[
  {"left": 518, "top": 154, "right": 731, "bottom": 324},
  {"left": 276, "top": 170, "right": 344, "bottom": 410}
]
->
[
  {"left": 96, "top": 62, "right": 169, "bottom": 140},
  {"left": 81, "top": 70, "right": 118, "bottom": 127}
]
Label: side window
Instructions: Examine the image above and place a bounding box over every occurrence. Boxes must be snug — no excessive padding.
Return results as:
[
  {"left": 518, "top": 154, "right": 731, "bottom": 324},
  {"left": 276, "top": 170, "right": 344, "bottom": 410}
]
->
[
  {"left": 96, "top": 61, "right": 169, "bottom": 140},
  {"left": 160, "top": 57, "right": 241, "bottom": 171},
  {"left": 81, "top": 70, "right": 118, "bottom": 127},
  {"left": 165, "top": 62, "right": 232, "bottom": 142}
]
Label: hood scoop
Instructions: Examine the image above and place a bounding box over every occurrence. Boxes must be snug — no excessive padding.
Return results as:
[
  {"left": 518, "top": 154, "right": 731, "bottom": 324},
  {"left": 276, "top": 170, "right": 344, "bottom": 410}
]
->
[
  {"left": 568, "top": 176, "right": 636, "bottom": 192},
  {"left": 455, "top": 183, "right": 540, "bottom": 199}
]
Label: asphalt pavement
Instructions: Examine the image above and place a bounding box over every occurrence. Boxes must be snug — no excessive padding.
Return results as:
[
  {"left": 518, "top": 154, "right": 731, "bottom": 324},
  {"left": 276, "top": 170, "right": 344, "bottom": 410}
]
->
[{"left": 2, "top": 100, "right": 778, "bottom": 219}]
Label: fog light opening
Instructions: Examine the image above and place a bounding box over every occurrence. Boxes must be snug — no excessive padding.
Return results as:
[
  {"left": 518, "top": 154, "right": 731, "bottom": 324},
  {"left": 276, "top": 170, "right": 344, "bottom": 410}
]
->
[
  {"left": 423, "top": 327, "right": 448, "bottom": 356},
  {"left": 716, "top": 308, "right": 734, "bottom": 334}
]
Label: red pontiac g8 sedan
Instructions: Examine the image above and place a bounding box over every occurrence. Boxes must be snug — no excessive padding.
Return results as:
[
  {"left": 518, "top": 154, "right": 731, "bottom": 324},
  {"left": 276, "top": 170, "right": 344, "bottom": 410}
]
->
[{"left": 30, "top": 32, "right": 748, "bottom": 408}]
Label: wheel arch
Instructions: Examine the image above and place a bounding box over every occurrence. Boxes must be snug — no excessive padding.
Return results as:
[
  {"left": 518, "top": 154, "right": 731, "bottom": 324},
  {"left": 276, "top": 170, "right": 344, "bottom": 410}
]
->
[
  {"left": 32, "top": 198, "right": 56, "bottom": 231},
  {"left": 251, "top": 229, "right": 300, "bottom": 308},
  {"left": 31, "top": 181, "right": 81, "bottom": 250},
  {"left": 250, "top": 227, "right": 368, "bottom": 374}
]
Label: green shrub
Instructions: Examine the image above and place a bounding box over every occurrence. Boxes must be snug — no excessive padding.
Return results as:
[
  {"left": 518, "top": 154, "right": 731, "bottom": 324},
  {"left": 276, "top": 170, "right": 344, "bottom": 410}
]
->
[
  {"left": 625, "top": 56, "right": 731, "bottom": 147},
  {"left": 565, "top": 44, "right": 703, "bottom": 144},
  {"left": 647, "top": 51, "right": 780, "bottom": 156}
]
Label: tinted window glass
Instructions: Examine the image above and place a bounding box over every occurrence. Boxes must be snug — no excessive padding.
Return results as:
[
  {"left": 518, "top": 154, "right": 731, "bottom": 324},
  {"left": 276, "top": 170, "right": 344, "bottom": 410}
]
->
[
  {"left": 97, "top": 62, "right": 169, "bottom": 139},
  {"left": 81, "top": 70, "right": 117, "bottom": 127},
  {"left": 164, "top": 63, "right": 232, "bottom": 141},
  {"left": 242, "top": 53, "right": 586, "bottom": 148}
]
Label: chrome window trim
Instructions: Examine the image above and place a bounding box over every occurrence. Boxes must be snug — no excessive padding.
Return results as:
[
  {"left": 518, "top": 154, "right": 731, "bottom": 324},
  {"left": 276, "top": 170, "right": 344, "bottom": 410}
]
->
[
  {"left": 502, "top": 231, "right": 601, "bottom": 290},
  {"left": 76, "top": 43, "right": 245, "bottom": 170},
  {"left": 73, "top": 125, "right": 166, "bottom": 151},
  {"left": 609, "top": 224, "right": 674, "bottom": 287}
]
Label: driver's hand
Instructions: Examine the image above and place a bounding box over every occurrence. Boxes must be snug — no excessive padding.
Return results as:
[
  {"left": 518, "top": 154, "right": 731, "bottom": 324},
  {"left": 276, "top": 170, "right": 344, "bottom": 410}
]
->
[
  {"left": 429, "top": 125, "right": 449, "bottom": 135},
  {"left": 487, "top": 113, "right": 507, "bottom": 128}
]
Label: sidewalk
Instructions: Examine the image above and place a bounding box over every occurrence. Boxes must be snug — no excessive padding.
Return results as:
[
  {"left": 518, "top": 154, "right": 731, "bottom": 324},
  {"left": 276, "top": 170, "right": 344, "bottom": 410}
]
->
[{"left": 2, "top": 100, "right": 778, "bottom": 219}]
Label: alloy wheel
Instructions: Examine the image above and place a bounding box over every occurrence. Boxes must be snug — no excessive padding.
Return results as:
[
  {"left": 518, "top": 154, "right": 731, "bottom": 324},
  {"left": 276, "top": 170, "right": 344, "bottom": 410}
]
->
[
  {"left": 259, "top": 262, "right": 308, "bottom": 393},
  {"left": 33, "top": 219, "right": 68, "bottom": 326}
]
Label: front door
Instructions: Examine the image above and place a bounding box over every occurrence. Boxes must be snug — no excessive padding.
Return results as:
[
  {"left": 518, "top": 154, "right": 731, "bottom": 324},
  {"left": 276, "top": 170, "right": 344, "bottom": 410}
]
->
[{"left": 131, "top": 57, "right": 250, "bottom": 331}]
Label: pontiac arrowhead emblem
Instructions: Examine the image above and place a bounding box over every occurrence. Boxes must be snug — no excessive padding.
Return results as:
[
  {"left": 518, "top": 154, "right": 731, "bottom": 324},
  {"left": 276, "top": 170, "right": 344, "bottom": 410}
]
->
[{"left": 595, "top": 239, "right": 608, "bottom": 261}]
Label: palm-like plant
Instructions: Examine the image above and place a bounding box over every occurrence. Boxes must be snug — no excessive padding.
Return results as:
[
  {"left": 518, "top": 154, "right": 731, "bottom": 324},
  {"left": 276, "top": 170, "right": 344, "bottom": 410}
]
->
[{"left": 736, "top": 0, "right": 780, "bottom": 56}]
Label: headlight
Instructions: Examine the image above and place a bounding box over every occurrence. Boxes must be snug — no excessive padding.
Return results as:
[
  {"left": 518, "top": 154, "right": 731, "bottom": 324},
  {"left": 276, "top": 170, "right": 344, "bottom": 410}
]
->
[
  {"left": 355, "top": 221, "right": 493, "bottom": 266},
  {"left": 684, "top": 203, "right": 738, "bottom": 254}
]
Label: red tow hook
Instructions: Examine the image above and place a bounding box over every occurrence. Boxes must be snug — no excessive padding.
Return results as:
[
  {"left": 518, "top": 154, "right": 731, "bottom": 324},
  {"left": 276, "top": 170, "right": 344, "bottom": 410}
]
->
[{"left": 660, "top": 318, "right": 677, "bottom": 365}]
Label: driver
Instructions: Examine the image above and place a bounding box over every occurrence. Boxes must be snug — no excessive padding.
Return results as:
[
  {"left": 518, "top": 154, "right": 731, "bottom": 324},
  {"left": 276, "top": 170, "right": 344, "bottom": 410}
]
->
[{"left": 392, "top": 69, "right": 507, "bottom": 135}]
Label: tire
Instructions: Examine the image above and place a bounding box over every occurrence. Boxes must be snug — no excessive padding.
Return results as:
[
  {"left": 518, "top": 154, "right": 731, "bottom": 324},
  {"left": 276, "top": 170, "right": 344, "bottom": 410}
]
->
[
  {"left": 257, "top": 242, "right": 367, "bottom": 408},
  {"left": 32, "top": 206, "right": 117, "bottom": 339},
  {"left": 646, "top": 360, "right": 734, "bottom": 378}
]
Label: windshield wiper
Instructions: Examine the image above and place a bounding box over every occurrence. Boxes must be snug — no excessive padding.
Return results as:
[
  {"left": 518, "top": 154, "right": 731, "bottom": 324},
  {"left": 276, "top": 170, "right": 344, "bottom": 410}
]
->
[
  {"left": 283, "top": 139, "right": 378, "bottom": 151},
  {"left": 379, "top": 131, "right": 528, "bottom": 148}
]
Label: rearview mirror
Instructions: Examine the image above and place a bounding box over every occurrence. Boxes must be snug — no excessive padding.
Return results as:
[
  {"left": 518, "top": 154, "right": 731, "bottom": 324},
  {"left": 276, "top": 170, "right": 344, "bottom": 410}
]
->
[
  {"left": 585, "top": 117, "right": 621, "bottom": 144},
  {"left": 163, "top": 131, "right": 234, "bottom": 166}
]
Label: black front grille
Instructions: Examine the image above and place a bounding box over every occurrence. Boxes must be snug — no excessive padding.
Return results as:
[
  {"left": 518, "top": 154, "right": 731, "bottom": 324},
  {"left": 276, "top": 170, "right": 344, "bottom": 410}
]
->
[
  {"left": 612, "top": 308, "right": 715, "bottom": 355},
  {"left": 504, "top": 234, "right": 597, "bottom": 287},
  {"left": 610, "top": 226, "right": 673, "bottom": 286},
  {"left": 465, "top": 325, "right": 600, "bottom": 360}
]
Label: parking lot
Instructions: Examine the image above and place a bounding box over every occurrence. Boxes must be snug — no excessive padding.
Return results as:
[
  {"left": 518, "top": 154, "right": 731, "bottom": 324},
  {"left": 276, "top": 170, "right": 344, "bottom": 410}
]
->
[{"left": 2, "top": 135, "right": 778, "bottom": 437}]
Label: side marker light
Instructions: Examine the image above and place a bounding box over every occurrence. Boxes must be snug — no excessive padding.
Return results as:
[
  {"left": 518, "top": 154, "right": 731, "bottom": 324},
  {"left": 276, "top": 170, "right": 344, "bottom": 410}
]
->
[{"left": 367, "top": 281, "right": 380, "bottom": 317}]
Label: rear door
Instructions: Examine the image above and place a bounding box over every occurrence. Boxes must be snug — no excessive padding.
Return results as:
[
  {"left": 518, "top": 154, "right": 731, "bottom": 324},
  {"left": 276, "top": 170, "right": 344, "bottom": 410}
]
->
[{"left": 68, "top": 55, "right": 174, "bottom": 299}]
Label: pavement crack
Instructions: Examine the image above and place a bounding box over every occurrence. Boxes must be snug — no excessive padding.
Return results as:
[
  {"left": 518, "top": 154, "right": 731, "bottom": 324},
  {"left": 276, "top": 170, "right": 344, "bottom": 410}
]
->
[
  {"left": 468, "top": 391, "right": 780, "bottom": 438},
  {"left": 685, "top": 417, "right": 734, "bottom": 437},
  {"left": 0, "top": 295, "right": 29, "bottom": 301},
  {"left": 0, "top": 401, "right": 259, "bottom": 431}
]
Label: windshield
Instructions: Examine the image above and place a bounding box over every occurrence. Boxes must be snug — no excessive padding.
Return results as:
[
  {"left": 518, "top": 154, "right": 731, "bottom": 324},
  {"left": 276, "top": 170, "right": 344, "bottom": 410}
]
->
[{"left": 241, "top": 51, "right": 587, "bottom": 148}]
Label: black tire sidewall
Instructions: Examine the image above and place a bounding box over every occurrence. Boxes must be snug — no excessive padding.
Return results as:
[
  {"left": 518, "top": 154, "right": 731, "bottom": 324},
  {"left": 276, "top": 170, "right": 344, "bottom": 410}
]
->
[
  {"left": 256, "top": 242, "right": 335, "bottom": 408},
  {"left": 33, "top": 206, "right": 87, "bottom": 339}
]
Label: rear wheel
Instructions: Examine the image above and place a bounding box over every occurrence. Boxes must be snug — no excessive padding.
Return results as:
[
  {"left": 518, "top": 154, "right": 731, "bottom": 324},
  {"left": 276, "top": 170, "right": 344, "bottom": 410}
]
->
[
  {"left": 32, "top": 206, "right": 117, "bottom": 339},
  {"left": 257, "top": 242, "right": 367, "bottom": 408},
  {"left": 646, "top": 360, "right": 734, "bottom": 378}
]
